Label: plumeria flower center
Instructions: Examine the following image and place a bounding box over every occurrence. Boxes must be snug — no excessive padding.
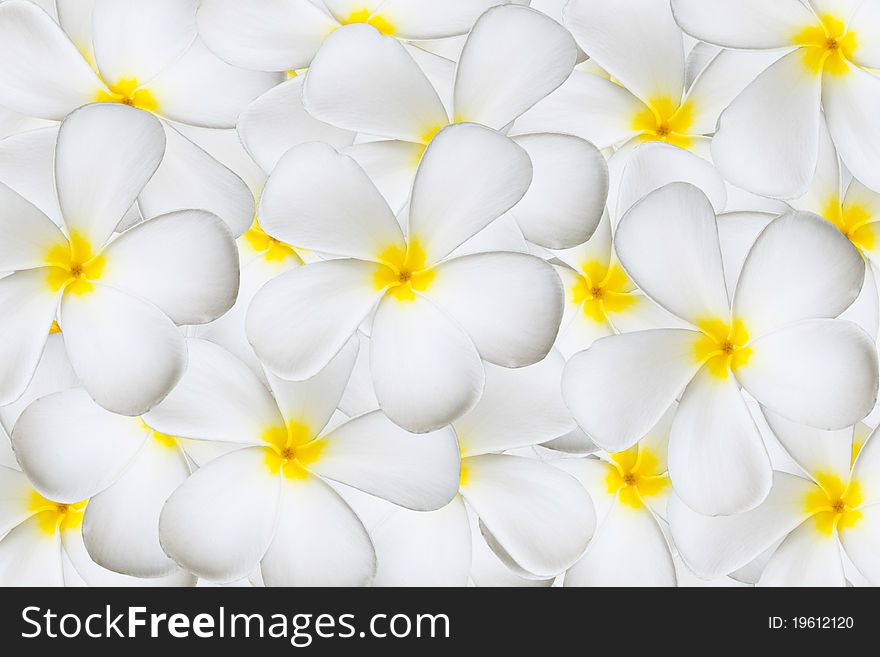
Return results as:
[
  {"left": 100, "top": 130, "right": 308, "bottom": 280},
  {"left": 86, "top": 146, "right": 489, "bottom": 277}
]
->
[
  {"left": 632, "top": 97, "right": 696, "bottom": 149},
  {"left": 793, "top": 14, "right": 858, "bottom": 76},
  {"left": 804, "top": 472, "right": 863, "bottom": 535},
  {"left": 822, "top": 197, "right": 875, "bottom": 254},
  {"left": 44, "top": 231, "right": 105, "bottom": 295},
  {"left": 94, "top": 78, "right": 159, "bottom": 112},
  {"left": 262, "top": 420, "right": 325, "bottom": 480},
  {"left": 28, "top": 490, "right": 88, "bottom": 535},
  {"left": 341, "top": 8, "right": 396, "bottom": 36},
  {"left": 693, "top": 318, "right": 752, "bottom": 378},
  {"left": 374, "top": 240, "right": 436, "bottom": 302},
  {"left": 243, "top": 216, "right": 304, "bottom": 264},
  {"left": 572, "top": 261, "right": 635, "bottom": 322},
  {"left": 605, "top": 445, "right": 670, "bottom": 509}
]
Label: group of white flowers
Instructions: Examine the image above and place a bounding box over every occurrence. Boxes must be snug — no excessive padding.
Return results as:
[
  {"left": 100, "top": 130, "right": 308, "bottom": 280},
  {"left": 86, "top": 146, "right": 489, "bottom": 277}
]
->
[{"left": 0, "top": 0, "right": 879, "bottom": 588}]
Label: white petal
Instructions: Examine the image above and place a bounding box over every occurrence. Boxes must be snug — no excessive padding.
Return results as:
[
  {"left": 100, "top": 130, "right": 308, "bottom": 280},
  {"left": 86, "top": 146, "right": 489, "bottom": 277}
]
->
[
  {"left": 711, "top": 49, "right": 823, "bottom": 199},
  {"left": 0, "top": 0, "right": 103, "bottom": 119},
  {"left": 372, "top": 496, "right": 470, "bottom": 586},
  {"left": 409, "top": 123, "right": 532, "bottom": 263},
  {"left": 851, "top": 426, "right": 880, "bottom": 505},
  {"left": 100, "top": 210, "right": 238, "bottom": 325},
  {"left": 847, "top": 0, "right": 880, "bottom": 68},
  {"left": 562, "top": 329, "right": 702, "bottom": 452},
  {"left": 669, "top": 364, "right": 772, "bottom": 515},
  {"left": 453, "top": 5, "right": 577, "bottom": 129},
  {"left": 378, "top": 0, "right": 508, "bottom": 39},
  {"left": 302, "top": 24, "right": 448, "bottom": 142},
  {"left": 258, "top": 141, "right": 404, "bottom": 260},
  {"left": 822, "top": 64, "right": 880, "bottom": 193},
  {"left": 565, "top": 501, "right": 675, "bottom": 586},
  {"left": 370, "top": 293, "right": 484, "bottom": 433},
  {"left": 512, "top": 71, "right": 645, "bottom": 149},
  {"left": 763, "top": 410, "right": 854, "bottom": 484},
  {"left": 197, "top": 0, "right": 336, "bottom": 71},
  {"left": 670, "top": 0, "right": 816, "bottom": 49},
  {"left": 615, "top": 142, "right": 727, "bottom": 221},
  {"left": 0, "top": 513, "right": 63, "bottom": 586},
  {"left": 733, "top": 212, "right": 865, "bottom": 337},
  {"left": 265, "top": 335, "right": 358, "bottom": 436},
  {"left": 0, "top": 270, "right": 58, "bottom": 405},
  {"left": 309, "top": 410, "right": 460, "bottom": 511},
  {"left": 56, "top": 103, "right": 165, "bottom": 247},
  {"left": 738, "top": 319, "right": 878, "bottom": 430},
  {"left": 159, "top": 447, "right": 280, "bottom": 583},
  {"left": 60, "top": 285, "right": 186, "bottom": 416},
  {"left": 0, "top": 466, "right": 40, "bottom": 537},
  {"left": 456, "top": 351, "right": 576, "bottom": 457},
  {"left": 12, "top": 389, "right": 148, "bottom": 503},
  {"left": 344, "top": 139, "right": 425, "bottom": 212},
  {"left": 260, "top": 474, "right": 375, "bottom": 586},
  {"left": 758, "top": 519, "right": 845, "bottom": 586},
  {"left": 426, "top": 252, "right": 563, "bottom": 368},
  {"left": 565, "top": 0, "right": 685, "bottom": 104},
  {"left": 238, "top": 75, "right": 355, "bottom": 173},
  {"left": 0, "top": 182, "right": 67, "bottom": 271},
  {"left": 139, "top": 123, "right": 255, "bottom": 237},
  {"left": 509, "top": 133, "right": 607, "bottom": 248},
  {"left": 716, "top": 211, "right": 777, "bottom": 298},
  {"left": 616, "top": 182, "right": 730, "bottom": 326},
  {"left": 461, "top": 453, "right": 595, "bottom": 577},
  {"left": 0, "top": 126, "right": 63, "bottom": 225},
  {"left": 82, "top": 437, "right": 189, "bottom": 577},
  {"left": 247, "top": 259, "right": 385, "bottom": 380},
  {"left": 144, "top": 338, "right": 283, "bottom": 445},
  {"left": 668, "top": 472, "right": 814, "bottom": 579},
  {"left": 839, "top": 504, "right": 880, "bottom": 584},
  {"left": 146, "top": 38, "right": 282, "bottom": 129},
  {"left": 92, "top": 0, "right": 198, "bottom": 87}
]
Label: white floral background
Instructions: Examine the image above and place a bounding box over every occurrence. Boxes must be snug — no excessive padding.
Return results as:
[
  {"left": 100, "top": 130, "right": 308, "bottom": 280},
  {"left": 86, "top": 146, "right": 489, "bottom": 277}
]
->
[{"left": 0, "top": 0, "right": 879, "bottom": 587}]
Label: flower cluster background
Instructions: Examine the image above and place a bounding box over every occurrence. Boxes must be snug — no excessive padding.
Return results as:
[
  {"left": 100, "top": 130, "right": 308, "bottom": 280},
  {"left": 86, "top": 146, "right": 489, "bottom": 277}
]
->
[{"left": 1, "top": 0, "right": 879, "bottom": 588}]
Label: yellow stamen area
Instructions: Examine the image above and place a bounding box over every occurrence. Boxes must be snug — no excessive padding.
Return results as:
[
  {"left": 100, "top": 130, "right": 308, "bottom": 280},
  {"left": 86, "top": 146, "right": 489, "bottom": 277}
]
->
[
  {"left": 459, "top": 459, "right": 469, "bottom": 488},
  {"left": 94, "top": 78, "right": 159, "bottom": 112},
  {"left": 693, "top": 318, "right": 752, "bottom": 379},
  {"left": 342, "top": 9, "right": 395, "bottom": 36},
  {"left": 604, "top": 445, "right": 670, "bottom": 509},
  {"left": 243, "top": 216, "right": 303, "bottom": 264},
  {"left": 374, "top": 239, "right": 436, "bottom": 302},
  {"left": 851, "top": 424, "right": 870, "bottom": 467},
  {"left": 139, "top": 419, "right": 178, "bottom": 449},
  {"left": 793, "top": 14, "right": 857, "bottom": 76},
  {"left": 632, "top": 97, "right": 696, "bottom": 149},
  {"left": 49, "top": 320, "right": 62, "bottom": 334},
  {"left": 804, "top": 472, "right": 862, "bottom": 535},
  {"left": 822, "top": 196, "right": 875, "bottom": 253},
  {"left": 28, "top": 490, "right": 87, "bottom": 536},
  {"left": 44, "top": 231, "right": 105, "bottom": 295},
  {"left": 571, "top": 261, "right": 636, "bottom": 323},
  {"left": 262, "top": 420, "right": 324, "bottom": 480}
]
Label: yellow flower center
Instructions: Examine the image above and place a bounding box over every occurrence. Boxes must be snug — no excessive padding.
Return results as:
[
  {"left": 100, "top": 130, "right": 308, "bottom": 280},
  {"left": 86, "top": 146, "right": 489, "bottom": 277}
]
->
[
  {"left": 693, "top": 318, "right": 752, "bottom": 378},
  {"left": 571, "top": 261, "right": 636, "bottom": 323},
  {"left": 262, "top": 420, "right": 325, "bottom": 479},
  {"left": 342, "top": 8, "right": 395, "bottom": 36},
  {"left": 242, "top": 216, "right": 303, "bottom": 264},
  {"left": 44, "top": 231, "right": 105, "bottom": 295},
  {"left": 793, "top": 14, "right": 857, "bottom": 76},
  {"left": 804, "top": 472, "right": 863, "bottom": 535},
  {"left": 822, "top": 196, "right": 875, "bottom": 253},
  {"left": 29, "top": 490, "right": 88, "bottom": 536},
  {"left": 94, "top": 78, "right": 159, "bottom": 112},
  {"left": 604, "top": 445, "right": 670, "bottom": 509},
  {"left": 632, "top": 97, "right": 696, "bottom": 149},
  {"left": 374, "top": 239, "right": 436, "bottom": 302}
]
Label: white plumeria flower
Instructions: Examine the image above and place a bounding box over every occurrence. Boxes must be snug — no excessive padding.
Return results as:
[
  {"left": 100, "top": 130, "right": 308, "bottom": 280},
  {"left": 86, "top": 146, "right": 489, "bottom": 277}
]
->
[
  {"left": 301, "top": 5, "right": 609, "bottom": 248},
  {"left": 0, "top": 461, "right": 193, "bottom": 587},
  {"left": 672, "top": 0, "right": 880, "bottom": 197},
  {"left": 514, "top": 0, "right": 779, "bottom": 161},
  {"left": 198, "top": 0, "right": 514, "bottom": 72},
  {"left": 0, "top": 103, "right": 240, "bottom": 414},
  {"left": 247, "top": 123, "right": 564, "bottom": 433},
  {"left": 364, "top": 352, "right": 595, "bottom": 585},
  {"left": 10, "top": 389, "right": 201, "bottom": 580},
  {"left": 143, "top": 338, "right": 460, "bottom": 585},
  {"left": 671, "top": 413, "right": 880, "bottom": 586},
  {"left": 556, "top": 406, "right": 676, "bottom": 586},
  {"left": 563, "top": 182, "right": 877, "bottom": 516}
]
